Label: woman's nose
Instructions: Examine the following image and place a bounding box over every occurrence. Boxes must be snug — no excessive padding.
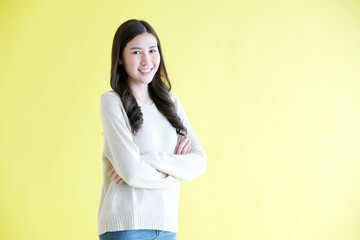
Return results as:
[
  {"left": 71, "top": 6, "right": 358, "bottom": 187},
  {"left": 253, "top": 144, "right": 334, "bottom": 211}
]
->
[{"left": 140, "top": 53, "right": 151, "bottom": 65}]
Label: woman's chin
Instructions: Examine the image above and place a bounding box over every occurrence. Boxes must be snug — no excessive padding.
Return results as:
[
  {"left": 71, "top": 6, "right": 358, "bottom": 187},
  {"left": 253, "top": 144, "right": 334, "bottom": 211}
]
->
[
  {"left": 141, "top": 76, "right": 155, "bottom": 85},
  {"left": 129, "top": 75, "right": 155, "bottom": 86}
]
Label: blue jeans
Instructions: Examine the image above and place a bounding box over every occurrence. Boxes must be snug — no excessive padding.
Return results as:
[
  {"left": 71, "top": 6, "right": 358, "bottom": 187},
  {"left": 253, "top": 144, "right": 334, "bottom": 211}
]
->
[{"left": 99, "top": 229, "right": 177, "bottom": 240}]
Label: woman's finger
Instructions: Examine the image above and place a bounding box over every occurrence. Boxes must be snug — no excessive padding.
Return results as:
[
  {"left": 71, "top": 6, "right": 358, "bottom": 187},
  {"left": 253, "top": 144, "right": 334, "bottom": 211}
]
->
[
  {"left": 175, "top": 136, "right": 184, "bottom": 155},
  {"left": 181, "top": 139, "right": 192, "bottom": 154},
  {"left": 114, "top": 175, "right": 121, "bottom": 183},
  {"left": 178, "top": 137, "right": 189, "bottom": 154},
  {"left": 107, "top": 168, "right": 115, "bottom": 176},
  {"left": 176, "top": 137, "right": 190, "bottom": 155},
  {"left": 185, "top": 145, "right": 192, "bottom": 154},
  {"left": 174, "top": 136, "right": 180, "bottom": 154},
  {"left": 111, "top": 172, "right": 118, "bottom": 180},
  {"left": 116, "top": 176, "right": 124, "bottom": 184}
]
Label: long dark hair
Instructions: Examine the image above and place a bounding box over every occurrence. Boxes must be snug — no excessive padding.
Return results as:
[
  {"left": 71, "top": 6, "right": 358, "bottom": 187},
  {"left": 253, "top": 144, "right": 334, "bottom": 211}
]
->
[{"left": 110, "top": 19, "right": 187, "bottom": 136}]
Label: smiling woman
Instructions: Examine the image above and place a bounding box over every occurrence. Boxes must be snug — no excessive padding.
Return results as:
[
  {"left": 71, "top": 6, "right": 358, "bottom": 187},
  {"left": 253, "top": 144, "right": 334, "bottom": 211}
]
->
[{"left": 97, "top": 19, "right": 207, "bottom": 240}]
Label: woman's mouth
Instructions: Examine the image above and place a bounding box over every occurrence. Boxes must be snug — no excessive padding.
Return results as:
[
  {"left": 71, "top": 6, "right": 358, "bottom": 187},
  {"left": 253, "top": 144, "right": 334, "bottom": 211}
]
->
[{"left": 138, "top": 68, "right": 153, "bottom": 74}]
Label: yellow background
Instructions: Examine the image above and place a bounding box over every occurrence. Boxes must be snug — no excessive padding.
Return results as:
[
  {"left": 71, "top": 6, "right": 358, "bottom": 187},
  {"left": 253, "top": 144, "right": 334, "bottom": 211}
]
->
[{"left": 1, "top": 0, "right": 360, "bottom": 239}]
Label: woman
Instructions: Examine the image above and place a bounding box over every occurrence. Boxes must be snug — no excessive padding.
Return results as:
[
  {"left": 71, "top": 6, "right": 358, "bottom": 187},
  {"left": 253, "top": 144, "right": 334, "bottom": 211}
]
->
[{"left": 98, "top": 19, "right": 207, "bottom": 240}]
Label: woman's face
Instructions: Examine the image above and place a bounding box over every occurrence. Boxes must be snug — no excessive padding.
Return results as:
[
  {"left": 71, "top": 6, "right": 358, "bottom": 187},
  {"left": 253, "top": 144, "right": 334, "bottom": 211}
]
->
[{"left": 121, "top": 32, "right": 160, "bottom": 88}]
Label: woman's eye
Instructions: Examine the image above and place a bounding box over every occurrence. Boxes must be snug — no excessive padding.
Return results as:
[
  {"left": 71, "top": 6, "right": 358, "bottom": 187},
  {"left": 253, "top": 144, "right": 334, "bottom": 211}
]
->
[
  {"left": 150, "top": 49, "right": 157, "bottom": 53},
  {"left": 133, "top": 51, "right": 141, "bottom": 54}
]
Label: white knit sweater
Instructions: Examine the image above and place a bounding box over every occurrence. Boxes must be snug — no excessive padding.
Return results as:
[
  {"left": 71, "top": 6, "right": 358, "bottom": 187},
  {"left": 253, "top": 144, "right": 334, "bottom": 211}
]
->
[{"left": 97, "top": 90, "right": 207, "bottom": 235}]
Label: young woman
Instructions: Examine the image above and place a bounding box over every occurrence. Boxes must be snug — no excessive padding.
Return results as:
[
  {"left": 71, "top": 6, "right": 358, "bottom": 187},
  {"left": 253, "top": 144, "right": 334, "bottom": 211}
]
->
[{"left": 98, "top": 19, "right": 207, "bottom": 240}]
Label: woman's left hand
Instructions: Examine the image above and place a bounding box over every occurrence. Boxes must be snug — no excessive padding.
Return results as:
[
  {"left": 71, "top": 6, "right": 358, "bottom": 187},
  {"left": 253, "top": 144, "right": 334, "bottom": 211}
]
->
[{"left": 174, "top": 136, "right": 192, "bottom": 155}]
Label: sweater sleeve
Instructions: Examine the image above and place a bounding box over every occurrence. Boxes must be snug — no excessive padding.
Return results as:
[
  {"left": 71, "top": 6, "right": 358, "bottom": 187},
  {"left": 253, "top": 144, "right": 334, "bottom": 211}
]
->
[
  {"left": 141, "top": 93, "right": 207, "bottom": 182},
  {"left": 100, "top": 93, "right": 180, "bottom": 189}
]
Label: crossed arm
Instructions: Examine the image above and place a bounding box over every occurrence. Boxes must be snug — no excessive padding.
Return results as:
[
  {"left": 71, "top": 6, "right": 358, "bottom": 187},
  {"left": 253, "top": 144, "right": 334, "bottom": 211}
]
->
[{"left": 108, "top": 135, "right": 192, "bottom": 184}]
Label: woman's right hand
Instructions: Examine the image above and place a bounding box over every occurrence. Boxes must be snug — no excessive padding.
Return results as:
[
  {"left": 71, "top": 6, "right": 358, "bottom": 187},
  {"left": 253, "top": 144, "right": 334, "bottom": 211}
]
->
[
  {"left": 174, "top": 136, "right": 192, "bottom": 155},
  {"left": 108, "top": 168, "right": 124, "bottom": 185}
]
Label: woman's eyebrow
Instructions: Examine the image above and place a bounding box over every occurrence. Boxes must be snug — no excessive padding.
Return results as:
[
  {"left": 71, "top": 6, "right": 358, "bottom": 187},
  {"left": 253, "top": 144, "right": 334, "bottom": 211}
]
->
[{"left": 129, "top": 46, "right": 157, "bottom": 50}]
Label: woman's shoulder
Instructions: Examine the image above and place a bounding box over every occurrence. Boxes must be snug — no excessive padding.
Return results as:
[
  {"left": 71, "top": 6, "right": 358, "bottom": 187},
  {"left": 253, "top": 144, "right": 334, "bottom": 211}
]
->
[
  {"left": 101, "top": 90, "right": 120, "bottom": 99},
  {"left": 168, "top": 92, "right": 185, "bottom": 117},
  {"left": 100, "top": 90, "right": 123, "bottom": 105},
  {"left": 100, "top": 90, "right": 126, "bottom": 113},
  {"left": 169, "top": 91, "right": 180, "bottom": 104}
]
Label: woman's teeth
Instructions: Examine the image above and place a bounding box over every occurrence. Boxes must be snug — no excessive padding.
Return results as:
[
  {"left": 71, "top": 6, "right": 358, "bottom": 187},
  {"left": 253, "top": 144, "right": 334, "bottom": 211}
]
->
[{"left": 139, "top": 68, "right": 152, "bottom": 73}]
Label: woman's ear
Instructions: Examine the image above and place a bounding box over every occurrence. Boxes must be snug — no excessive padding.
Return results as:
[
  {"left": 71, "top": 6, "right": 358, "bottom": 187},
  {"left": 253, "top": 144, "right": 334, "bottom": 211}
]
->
[{"left": 119, "top": 59, "right": 123, "bottom": 65}]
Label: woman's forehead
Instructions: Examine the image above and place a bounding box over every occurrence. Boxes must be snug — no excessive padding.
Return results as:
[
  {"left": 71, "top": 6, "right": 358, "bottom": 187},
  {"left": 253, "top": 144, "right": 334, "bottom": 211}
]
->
[{"left": 126, "top": 33, "right": 158, "bottom": 49}]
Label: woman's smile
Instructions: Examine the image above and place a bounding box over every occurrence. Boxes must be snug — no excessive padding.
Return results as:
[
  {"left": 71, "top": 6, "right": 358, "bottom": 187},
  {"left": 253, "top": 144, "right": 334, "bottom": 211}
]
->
[{"left": 138, "top": 68, "right": 153, "bottom": 74}]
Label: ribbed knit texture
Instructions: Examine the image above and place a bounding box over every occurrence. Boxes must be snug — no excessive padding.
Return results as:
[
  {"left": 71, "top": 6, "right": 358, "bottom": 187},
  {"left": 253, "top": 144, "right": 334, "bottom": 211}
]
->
[{"left": 98, "top": 90, "right": 207, "bottom": 236}]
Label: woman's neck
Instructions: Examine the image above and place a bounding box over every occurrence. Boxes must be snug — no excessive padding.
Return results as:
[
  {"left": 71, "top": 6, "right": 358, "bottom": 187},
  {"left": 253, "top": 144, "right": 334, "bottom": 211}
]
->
[{"left": 129, "top": 83, "right": 153, "bottom": 104}]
